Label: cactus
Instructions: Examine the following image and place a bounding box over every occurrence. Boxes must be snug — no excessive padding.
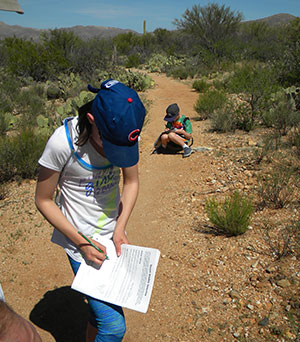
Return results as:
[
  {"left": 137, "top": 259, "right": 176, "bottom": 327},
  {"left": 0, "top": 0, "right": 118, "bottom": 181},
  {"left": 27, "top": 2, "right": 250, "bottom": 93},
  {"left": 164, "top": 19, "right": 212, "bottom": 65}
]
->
[
  {"left": 284, "top": 86, "right": 300, "bottom": 110},
  {"left": 56, "top": 91, "right": 94, "bottom": 121}
]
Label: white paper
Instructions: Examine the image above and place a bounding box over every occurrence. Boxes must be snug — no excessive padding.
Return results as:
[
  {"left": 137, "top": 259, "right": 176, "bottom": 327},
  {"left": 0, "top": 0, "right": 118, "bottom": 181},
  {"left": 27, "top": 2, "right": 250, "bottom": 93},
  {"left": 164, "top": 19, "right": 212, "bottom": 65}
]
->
[{"left": 71, "top": 238, "right": 160, "bottom": 313}]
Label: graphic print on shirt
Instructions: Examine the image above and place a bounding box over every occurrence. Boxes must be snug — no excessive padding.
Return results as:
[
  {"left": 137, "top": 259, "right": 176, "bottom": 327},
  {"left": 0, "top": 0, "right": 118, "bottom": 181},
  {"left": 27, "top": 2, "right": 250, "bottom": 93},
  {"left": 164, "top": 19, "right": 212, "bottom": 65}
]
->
[
  {"left": 95, "top": 187, "right": 118, "bottom": 234},
  {"left": 171, "top": 121, "right": 184, "bottom": 129},
  {"left": 83, "top": 167, "right": 119, "bottom": 199}
]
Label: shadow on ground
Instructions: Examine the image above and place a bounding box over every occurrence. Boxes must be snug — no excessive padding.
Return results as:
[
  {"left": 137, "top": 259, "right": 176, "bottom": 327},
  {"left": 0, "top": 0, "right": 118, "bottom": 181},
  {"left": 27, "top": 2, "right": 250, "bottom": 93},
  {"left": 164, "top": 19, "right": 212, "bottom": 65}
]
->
[{"left": 30, "top": 286, "right": 88, "bottom": 342}]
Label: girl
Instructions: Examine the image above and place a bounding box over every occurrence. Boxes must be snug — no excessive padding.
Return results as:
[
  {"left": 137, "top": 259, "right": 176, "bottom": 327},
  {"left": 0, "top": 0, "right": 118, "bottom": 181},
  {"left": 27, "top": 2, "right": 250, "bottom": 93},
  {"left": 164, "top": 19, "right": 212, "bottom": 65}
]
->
[{"left": 35, "top": 79, "right": 145, "bottom": 342}]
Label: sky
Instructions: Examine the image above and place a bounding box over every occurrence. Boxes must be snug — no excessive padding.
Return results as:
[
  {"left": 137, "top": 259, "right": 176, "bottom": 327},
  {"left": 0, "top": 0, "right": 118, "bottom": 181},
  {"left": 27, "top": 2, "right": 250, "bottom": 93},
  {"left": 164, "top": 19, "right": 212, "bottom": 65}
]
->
[{"left": 0, "top": 0, "right": 300, "bottom": 33}]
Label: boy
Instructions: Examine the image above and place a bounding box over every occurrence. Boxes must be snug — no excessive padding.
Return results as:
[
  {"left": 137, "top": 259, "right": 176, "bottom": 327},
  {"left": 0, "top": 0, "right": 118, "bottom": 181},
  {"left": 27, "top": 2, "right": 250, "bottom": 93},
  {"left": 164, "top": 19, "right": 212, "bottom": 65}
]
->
[{"left": 159, "top": 103, "right": 193, "bottom": 158}]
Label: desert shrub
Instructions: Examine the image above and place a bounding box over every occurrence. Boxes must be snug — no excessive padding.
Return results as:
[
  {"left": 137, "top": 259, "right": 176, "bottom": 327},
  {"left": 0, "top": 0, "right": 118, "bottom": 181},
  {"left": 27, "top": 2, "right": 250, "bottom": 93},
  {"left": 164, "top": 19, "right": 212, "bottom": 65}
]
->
[
  {"left": 257, "top": 166, "right": 295, "bottom": 209},
  {"left": 262, "top": 92, "right": 300, "bottom": 136},
  {"left": 228, "top": 63, "right": 279, "bottom": 125},
  {"left": 96, "top": 68, "right": 153, "bottom": 92},
  {"left": 192, "top": 79, "right": 210, "bottom": 93},
  {"left": 210, "top": 101, "right": 254, "bottom": 133},
  {"left": 263, "top": 220, "right": 300, "bottom": 260},
  {"left": 0, "top": 111, "right": 11, "bottom": 136},
  {"left": 144, "top": 54, "right": 184, "bottom": 73},
  {"left": 48, "top": 72, "right": 85, "bottom": 100},
  {"left": 212, "top": 79, "right": 227, "bottom": 91},
  {"left": 125, "top": 54, "right": 141, "bottom": 68},
  {"left": 15, "top": 85, "right": 46, "bottom": 128},
  {"left": 166, "top": 66, "right": 189, "bottom": 80},
  {"left": 209, "top": 105, "right": 236, "bottom": 132},
  {"left": 194, "top": 90, "right": 227, "bottom": 120},
  {"left": 0, "top": 183, "right": 8, "bottom": 200},
  {"left": 0, "top": 128, "right": 48, "bottom": 183},
  {"left": 290, "top": 127, "right": 300, "bottom": 159},
  {"left": 0, "top": 69, "right": 22, "bottom": 113},
  {"left": 46, "top": 85, "right": 63, "bottom": 99},
  {"left": 233, "top": 102, "right": 254, "bottom": 131},
  {"left": 253, "top": 133, "right": 279, "bottom": 164},
  {"left": 205, "top": 191, "right": 254, "bottom": 236}
]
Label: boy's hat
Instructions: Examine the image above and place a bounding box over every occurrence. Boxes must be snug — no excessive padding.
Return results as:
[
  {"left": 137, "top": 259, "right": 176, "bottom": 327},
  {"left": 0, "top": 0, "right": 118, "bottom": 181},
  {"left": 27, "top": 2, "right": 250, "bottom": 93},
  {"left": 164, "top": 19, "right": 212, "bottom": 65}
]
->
[
  {"left": 88, "top": 79, "right": 146, "bottom": 167},
  {"left": 164, "top": 103, "right": 180, "bottom": 122}
]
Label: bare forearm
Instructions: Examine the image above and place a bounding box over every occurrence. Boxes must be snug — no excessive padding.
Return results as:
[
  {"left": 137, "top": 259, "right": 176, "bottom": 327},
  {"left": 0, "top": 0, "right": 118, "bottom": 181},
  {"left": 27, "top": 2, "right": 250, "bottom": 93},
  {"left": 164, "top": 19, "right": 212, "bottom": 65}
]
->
[
  {"left": 115, "top": 181, "right": 139, "bottom": 231},
  {"left": 35, "top": 198, "right": 81, "bottom": 245}
]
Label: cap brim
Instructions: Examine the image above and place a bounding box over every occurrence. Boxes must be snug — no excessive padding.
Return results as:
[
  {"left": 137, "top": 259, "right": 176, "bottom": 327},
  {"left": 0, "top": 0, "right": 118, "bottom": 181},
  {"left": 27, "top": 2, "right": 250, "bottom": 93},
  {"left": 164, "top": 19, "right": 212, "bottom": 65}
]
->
[
  {"left": 164, "top": 115, "right": 176, "bottom": 122},
  {"left": 102, "top": 137, "right": 139, "bottom": 168}
]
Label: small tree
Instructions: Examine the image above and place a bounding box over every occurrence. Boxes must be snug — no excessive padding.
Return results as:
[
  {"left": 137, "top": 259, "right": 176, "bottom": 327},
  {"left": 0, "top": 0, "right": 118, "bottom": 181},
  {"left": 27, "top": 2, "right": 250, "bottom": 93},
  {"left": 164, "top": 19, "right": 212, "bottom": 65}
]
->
[
  {"left": 276, "top": 18, "right": 300, "bottom": 86},
  {"left": 228, "top": 63, "right": 278, "bottom": 125},
  {"left": 174, "top": 3, "right": 243, "bottom": 59}
]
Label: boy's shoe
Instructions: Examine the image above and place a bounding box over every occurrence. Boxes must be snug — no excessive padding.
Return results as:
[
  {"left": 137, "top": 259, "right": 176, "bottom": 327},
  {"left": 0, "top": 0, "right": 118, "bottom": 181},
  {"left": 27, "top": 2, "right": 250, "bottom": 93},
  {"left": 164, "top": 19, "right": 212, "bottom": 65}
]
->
[{"left": 183, "top": 146, "right": 192, "bottom": 158}]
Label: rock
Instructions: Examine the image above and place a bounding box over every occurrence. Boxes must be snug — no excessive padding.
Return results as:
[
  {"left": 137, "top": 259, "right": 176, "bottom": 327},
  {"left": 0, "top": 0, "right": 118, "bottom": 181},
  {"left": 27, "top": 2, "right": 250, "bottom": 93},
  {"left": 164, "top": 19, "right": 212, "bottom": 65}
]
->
[
  {"left": 277, "top": 279, "right": 291, "bottom": 288},
  {"left": 223, "top": 298, "right": 231, "bottom": 305},
  {"left": 229, "top": 290, "right": 241, "bottom": 299},
  {"left": 258, "top": 317, "right": 269, "bottom": 326},
  {"left": 193, "top": 146, "right": 212, "bottom": 152},
  {"left": 269, "top": 312, "right": 279, "bottom": 320},
  {"left": 256, "top": 280, "right": 272, "bottom": 290},
  {"left": 248, "top": 138, "right": 257, "bottom": 146}
]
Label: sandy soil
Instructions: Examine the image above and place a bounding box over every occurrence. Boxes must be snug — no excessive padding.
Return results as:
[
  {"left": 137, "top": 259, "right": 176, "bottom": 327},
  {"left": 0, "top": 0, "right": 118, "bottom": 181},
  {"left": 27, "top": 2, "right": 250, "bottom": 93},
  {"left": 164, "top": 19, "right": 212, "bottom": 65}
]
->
[{"left": 0, "top": 73, "right": 299, "bottom": 342}]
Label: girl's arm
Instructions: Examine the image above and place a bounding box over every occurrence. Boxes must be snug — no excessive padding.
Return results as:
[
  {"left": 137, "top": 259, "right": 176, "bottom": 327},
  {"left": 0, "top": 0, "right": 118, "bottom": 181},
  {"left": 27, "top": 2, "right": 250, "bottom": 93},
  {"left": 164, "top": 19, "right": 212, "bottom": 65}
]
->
[
  {"left": 35, "top": 166, "right": 107, "bottom": 265},
  {"left": 113, "top": 164, "right": 139, "bottom": 256}
]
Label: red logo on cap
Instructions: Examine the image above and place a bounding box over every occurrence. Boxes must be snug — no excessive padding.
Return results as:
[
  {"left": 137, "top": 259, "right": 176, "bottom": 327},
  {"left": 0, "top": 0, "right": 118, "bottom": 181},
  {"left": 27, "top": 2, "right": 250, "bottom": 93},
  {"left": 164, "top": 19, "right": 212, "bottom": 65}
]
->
[
  {"left": 128, "top": 129, "right": 140, "bottom": 142},
  {"left": 128, "top": 98, "right": 133, "bottom": 103}
]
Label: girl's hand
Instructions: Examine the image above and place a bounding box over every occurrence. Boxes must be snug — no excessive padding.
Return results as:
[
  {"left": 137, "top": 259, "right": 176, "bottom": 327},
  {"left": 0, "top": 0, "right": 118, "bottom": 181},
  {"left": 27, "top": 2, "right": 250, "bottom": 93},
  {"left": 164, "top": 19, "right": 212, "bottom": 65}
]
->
[
  {"left": 79, "top": 239, "right": 107, "bottom": 265},
  {"left": 113, "top": 229, "right": 129, "bottom": 257}
]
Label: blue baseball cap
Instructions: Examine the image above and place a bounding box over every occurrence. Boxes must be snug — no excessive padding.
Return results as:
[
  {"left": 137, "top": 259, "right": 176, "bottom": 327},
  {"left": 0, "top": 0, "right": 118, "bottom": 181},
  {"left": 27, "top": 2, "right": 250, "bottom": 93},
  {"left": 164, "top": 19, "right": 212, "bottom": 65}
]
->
[{"left": 88, "top": 79, "right": 146, "bottom": 168}]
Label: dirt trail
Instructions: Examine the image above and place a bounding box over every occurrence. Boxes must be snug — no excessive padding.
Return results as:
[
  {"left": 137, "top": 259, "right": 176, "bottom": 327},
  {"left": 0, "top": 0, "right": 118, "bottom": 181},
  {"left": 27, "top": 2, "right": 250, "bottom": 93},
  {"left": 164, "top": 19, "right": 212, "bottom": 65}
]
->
[
  {"left": 127, "top": 73, "right": 200, "bottom": 247},
  {"left": 123, "top": 74, "right": 210, "bottom": 341},
  {"left": 1, "top": 72, "right": 299, "bottom": 342}
]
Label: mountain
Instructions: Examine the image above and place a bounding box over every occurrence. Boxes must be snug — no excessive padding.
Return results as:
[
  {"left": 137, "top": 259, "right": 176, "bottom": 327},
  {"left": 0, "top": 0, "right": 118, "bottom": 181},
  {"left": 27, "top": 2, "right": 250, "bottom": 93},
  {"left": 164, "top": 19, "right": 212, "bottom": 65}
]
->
[
  {"left": 0, "top": 21, "right": 137, "bottom": 41},
  {"left": 0, "top": 13, "right": 298, "bottom": 41},
  {"left": 245, "top": 13, "right": 298, "bottom": 27}
]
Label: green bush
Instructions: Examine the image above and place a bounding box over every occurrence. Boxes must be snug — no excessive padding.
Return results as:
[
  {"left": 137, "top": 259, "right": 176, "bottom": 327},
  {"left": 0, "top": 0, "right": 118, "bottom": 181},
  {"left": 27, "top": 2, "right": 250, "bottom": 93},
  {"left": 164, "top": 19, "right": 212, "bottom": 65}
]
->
[
  {"left": 125, "top": 54, "right": 141, "bottom": 68},
  {"left": 205, "top": 191, "right": 253, "bottom": 236},
  {"left": 212, "top": 79, "right": 227, "bottom": 91},
  {"left": 228, "top": 63, "right": 279, "bottom": 125},
  {"left": 16, "top": 86, "right": 46, "bottom": 128},
  {"left": 0, "top": 128, "right": 48, "bottom": 183},
  {"left": 192, "top": 79, "right": 210, "bottom": 93},
  {"left": 166, "top": 66, "right": 189, "bottom": 80},
  {"left": 97, "top": 68, "right": 153, "bottom": 92},
  {"left": 262, "top": 92, "right": 300, "bottom": 136},
  {"left": 233, "top": 102, "right": 254, "bottom": 132},
  {"left": 0, "top": 111, "right": 12, "bottom": 136},
  {"left": 290, "top": 127, "right": 300, "bottom": 159},
  {"left": 209, "top": 105, "right": 236, "bottom": 132},
  {"left": 194, "top": 90, "right": 227, "bottom": 120},
  {"left": 144, "top": 54, "right": 185, "bottom": 73}
]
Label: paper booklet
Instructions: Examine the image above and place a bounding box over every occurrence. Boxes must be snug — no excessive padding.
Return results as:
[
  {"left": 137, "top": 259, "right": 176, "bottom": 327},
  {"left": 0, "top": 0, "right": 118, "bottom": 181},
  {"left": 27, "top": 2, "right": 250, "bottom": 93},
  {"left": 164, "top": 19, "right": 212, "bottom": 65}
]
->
[{"left": 71, "top": 237, "right": 160, "bottom": 313}]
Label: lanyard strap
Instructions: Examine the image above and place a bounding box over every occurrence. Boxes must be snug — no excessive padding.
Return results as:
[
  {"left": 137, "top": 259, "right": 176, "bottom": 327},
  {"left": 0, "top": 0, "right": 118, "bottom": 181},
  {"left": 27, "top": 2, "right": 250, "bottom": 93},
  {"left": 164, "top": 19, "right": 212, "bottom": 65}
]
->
[{"left": 64, "top": 118, "right": 113, "bottom": 171}]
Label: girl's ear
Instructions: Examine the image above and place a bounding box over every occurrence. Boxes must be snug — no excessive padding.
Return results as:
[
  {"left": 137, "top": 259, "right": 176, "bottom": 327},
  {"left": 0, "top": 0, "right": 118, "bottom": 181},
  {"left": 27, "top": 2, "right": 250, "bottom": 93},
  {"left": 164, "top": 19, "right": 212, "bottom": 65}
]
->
[{"left": 87, "top": 112, "right": 95, "bottom": 124}]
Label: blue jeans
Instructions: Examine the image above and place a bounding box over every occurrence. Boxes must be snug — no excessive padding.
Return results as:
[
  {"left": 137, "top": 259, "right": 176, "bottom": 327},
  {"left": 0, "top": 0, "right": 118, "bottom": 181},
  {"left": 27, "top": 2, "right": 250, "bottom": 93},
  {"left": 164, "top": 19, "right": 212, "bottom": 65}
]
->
[{"left": 68, "top": 255, "right": 126, "bottom": 342}]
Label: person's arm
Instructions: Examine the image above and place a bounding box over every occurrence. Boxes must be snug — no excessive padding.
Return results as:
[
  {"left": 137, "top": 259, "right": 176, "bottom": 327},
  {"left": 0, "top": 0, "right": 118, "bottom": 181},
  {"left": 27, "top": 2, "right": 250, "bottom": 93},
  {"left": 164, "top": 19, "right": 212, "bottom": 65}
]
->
[
  {"left": 35, "top": 166, "right": 107, "bottom": 265},
  {"left": 176, "top": 118, "right": 192, "bottom": 140},
  {"left": 175, "top": 129, "right": 192, "bottom": 140},
  {"left": 113, "top": 164, "right": 139, "bottom": 256},
  {"left": 0, "top": 300, "right": 42, "bottom": 342}
]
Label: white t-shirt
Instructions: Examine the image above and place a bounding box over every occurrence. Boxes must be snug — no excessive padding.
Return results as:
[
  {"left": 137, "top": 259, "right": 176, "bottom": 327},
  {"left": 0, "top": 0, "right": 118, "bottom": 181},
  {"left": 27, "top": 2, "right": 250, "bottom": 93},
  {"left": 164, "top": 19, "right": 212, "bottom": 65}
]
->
[{"left": 38, "top": 117, "right": 121, "bottom": 262}]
